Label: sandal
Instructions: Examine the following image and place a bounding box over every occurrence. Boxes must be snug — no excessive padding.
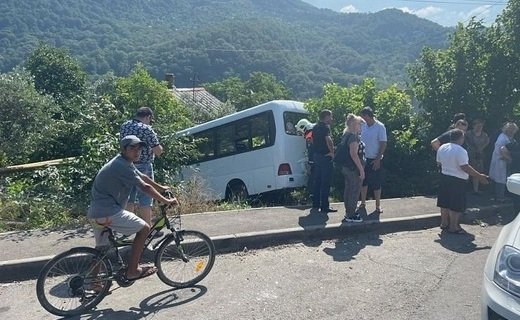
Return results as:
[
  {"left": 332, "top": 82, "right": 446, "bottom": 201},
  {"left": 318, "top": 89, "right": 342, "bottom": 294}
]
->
[
  {"left": 357, "top": 204, "right": 366, "bottom": 210},
  {"left": 126, "top": 266, "right": 157, "bottom": 281},
  {"left": 375, "top": 208, "right": 383, "bottom": 214}
]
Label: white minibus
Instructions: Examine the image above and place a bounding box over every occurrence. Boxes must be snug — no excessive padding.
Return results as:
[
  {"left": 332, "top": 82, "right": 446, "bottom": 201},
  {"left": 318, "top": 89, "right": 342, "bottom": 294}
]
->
[{"left": 176, "top": 100, "right": 310, "bottom": 201}]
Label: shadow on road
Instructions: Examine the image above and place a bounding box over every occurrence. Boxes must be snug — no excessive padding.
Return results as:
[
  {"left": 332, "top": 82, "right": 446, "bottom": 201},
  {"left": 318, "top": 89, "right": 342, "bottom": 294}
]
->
[
  {"left": 298, "top": 208, "right": 328, "bottom": 247},
  {"left": 434, "top": 206, "right": 516, "bottom": 254},
  {"left": 61, "top": 285, "right": 207, "bottom": 319},
  {"left": 435, "top": 231, "right": 491, "bottom": 254},
  {"left": 323, "top": 233, "right": 383, "bottom": 262}
]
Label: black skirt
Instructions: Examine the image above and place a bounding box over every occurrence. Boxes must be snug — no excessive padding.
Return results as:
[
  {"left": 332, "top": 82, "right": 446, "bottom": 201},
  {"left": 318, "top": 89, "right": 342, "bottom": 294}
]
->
[{"left": 437, "top": 174, "right": 467, "bottom": 213}]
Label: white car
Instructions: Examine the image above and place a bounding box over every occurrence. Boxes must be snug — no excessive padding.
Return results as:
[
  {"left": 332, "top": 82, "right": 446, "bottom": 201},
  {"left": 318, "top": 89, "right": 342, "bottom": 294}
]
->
[{"left": 481, "top": 173, "right": 520, "bottom": 320}]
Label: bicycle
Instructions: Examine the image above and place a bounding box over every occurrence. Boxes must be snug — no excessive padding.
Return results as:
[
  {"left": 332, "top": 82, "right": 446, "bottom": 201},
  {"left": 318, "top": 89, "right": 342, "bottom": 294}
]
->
[{"left": 36, "top": 192, "right": 216, "bottom": 317}]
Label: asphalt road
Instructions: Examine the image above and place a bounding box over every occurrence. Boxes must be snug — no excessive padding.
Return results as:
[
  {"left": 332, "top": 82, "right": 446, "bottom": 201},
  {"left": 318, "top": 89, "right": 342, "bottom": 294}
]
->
[{"left": 0, "top": 223, "right": 504, "bottom": 320}]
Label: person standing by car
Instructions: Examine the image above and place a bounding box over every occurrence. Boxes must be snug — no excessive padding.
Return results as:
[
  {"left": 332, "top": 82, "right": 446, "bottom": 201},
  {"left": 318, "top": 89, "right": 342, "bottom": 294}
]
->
[
  {"left": 489, "top": 122, "right": 519, "bottom": 202},
  {"left": 120, "top": 107, "right": 164, "bottom": 227},
  {"left": 359, "top": 107, "right": 387, "bottom": 214},
  {"left": 311, "top": 110, "right": 337, "bottom": 213},
  {"left": 436, "top": 129, "right": 489, "bottom": 233}
]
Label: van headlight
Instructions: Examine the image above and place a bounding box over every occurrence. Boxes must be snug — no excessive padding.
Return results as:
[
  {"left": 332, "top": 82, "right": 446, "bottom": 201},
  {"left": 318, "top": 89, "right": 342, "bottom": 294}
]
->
[{"left": 494, "top": 245, "right": 520, "bottom": 297}]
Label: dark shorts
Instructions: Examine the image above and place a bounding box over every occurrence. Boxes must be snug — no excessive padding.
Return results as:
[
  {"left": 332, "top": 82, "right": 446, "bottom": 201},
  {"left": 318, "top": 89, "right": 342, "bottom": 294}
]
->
[
  {"left": 437, "top": 174, "right": 467, "bottom": 213},
  {"left": 362, "top": 158, "right": 383, "bottom": 190}
]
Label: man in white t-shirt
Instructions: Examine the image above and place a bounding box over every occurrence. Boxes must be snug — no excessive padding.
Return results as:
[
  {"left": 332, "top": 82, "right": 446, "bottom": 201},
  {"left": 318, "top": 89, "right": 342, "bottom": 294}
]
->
[
  {"left": 359, "top": 107, "right": 387, "bottom": 214},
  {"left": 436, "top": 129, "right": 488, "bottom": 233}
]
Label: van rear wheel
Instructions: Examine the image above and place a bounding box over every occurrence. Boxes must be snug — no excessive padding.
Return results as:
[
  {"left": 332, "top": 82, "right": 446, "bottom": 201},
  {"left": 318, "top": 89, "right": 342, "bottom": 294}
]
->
[{"left": 225, "top": 180, "right": 249, "bottom": 202}]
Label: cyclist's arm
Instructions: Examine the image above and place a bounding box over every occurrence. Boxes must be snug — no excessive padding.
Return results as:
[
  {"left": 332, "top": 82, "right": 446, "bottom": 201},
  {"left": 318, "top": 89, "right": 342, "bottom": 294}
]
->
[
  {"left": 137, "top": 171, "right": 168, "bottom": 193},
  {"left": 136, "top": 178, "right": 175, "bottom": 205}
]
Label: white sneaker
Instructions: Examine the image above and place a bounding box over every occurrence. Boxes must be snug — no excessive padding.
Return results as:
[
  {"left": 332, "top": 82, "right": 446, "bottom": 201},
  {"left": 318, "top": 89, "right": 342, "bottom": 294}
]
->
[{"left": 342, "top": 214, "right": 363, "bottom": 223}]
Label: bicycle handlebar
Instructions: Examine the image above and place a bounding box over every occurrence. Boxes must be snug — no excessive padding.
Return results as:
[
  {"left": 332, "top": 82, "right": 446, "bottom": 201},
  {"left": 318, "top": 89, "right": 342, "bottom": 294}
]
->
[{"left": 162, "top": 190, "right": 175, "bottom": 199}]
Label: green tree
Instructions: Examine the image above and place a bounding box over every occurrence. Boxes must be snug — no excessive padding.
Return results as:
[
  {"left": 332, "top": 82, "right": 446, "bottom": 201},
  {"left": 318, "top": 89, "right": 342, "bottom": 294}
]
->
[
  {"left": 205, "top": 72, "right": 291, "bottom": 111},
  {"left": 409, "top": 20, "right": 492, "bottom": 136},
  {"left": 0, "top": 68, "right": 59, "bottom": 166},
  {"left": 487, "top": 0, "right": 520, "bottom": 123},
  {"left": 409, "top": 0, "right": 520, "bottom": 136},
  {"left": 204, "top": 76, "right": 245, "bottom": 107},
  {"left": 25, "top": 43, "right": 87, "bottom": 105}
]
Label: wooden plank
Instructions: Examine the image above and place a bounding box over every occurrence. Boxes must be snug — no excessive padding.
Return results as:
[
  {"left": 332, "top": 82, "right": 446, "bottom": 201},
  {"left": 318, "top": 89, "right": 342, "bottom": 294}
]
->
[{"left": 0, "top": 157, "right": 76, "bottom": 175}]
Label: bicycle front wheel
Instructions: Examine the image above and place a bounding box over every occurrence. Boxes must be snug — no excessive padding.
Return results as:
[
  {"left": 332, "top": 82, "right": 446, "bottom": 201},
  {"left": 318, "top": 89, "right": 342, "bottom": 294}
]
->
[
  {"left": 36, "top": 247, "right": 112, "bottom": 317},
  {"left": 155, "top": 230, "right": 215, "bottom": 288}
]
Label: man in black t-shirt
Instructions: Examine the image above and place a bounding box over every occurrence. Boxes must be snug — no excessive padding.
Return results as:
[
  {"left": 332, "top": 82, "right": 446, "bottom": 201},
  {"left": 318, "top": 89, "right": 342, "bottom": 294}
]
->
[{"left": 311, "top": 110, "right": 337, "bottom": 213}]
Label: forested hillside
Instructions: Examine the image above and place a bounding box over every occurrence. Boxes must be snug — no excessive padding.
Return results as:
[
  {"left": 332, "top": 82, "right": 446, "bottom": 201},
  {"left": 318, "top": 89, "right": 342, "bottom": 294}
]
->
[{"left": 0, "top": 0, "right": 449, "bottom": 97}]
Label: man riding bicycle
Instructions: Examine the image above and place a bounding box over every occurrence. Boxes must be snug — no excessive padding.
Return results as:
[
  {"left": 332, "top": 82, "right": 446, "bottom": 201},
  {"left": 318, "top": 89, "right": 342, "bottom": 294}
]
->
[{"left": 87, "top": 135, "right": 178, "bottom": 281}]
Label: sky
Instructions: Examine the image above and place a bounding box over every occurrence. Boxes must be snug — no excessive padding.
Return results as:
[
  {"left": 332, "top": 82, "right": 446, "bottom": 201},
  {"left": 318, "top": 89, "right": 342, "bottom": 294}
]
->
[{"left": 301, "top": 0, "right": 508, "bottom": 27}]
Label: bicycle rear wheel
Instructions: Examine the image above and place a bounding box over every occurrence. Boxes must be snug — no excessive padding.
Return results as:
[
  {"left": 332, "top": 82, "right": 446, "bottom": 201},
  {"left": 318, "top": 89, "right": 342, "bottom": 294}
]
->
[
  {"left": 36, "top": 247, "right": 112, "bottom": 317},
  {"left": 155, "top": 230, "right": 215, "bottom": 288}
]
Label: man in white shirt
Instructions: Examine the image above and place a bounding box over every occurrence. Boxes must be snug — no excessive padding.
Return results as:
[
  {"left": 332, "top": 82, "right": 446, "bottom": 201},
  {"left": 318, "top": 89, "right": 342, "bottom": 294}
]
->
[
  {"left": 359, "top": 107, "right": 387, "bottom": 213},
  {"left": 436, "top": 129, "right": 488, "bottom": 233}
]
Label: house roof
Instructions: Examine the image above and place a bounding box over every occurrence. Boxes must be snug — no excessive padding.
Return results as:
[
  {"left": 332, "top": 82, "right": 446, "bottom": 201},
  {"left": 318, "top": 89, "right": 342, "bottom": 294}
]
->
[{"left": 170, "top": 86, "right": 223, "bottom": 113}]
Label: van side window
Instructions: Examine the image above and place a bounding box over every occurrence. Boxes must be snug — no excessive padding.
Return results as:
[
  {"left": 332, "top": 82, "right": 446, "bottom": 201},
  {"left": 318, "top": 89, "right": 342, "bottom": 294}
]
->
[
  {"left": 284, "top": 112, "right": 307, "bottom": 135},
  {"left": 251, "top": 112, "right": 272, "bottom": 148},
  {"left": 217, "top": 125, "right": 236, "bottom": 156},
  {"left": 188, "top": 111, "right": 275, "bottom": 164},
  {"left": 196, "top": 132, "right": 215, "bottom": 159},
  {"left": 235, "top": 121, "right": 250, "bottom": 151}
]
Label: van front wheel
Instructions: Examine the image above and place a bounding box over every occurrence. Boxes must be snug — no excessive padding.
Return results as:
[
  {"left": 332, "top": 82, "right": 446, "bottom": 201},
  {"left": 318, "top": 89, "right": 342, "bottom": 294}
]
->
[{"left": 225, "top": 180, "right": 248, "bottom": 202}]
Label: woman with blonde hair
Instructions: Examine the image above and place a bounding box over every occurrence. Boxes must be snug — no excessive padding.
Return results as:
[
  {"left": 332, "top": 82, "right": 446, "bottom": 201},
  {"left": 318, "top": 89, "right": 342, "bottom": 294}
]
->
[
  {"left": 339, "top": 114, "right": 366, "bottom": 223},
  {"left": 489, "top": 122, "right": 519, "bottom": 201}
]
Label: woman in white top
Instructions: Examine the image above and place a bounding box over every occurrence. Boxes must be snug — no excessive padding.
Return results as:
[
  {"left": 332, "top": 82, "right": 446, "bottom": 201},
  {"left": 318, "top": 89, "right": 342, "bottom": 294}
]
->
[
  {"left": 437, "top": 129, "right": 489, "bottom": 233},
  {"left": 489, "top": 122, "right": 519, "bottom": 201}
]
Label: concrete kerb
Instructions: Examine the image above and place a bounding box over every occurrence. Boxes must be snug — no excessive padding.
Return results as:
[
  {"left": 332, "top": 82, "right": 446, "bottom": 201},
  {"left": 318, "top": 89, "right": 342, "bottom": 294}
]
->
[{"left": 0, "top": 202, "right": 511, "bottom": 283}]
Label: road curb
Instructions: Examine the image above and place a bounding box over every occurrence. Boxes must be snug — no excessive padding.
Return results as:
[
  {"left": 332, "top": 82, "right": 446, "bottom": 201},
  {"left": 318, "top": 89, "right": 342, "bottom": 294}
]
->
[{"left": 0, "top": 203, "right": 511, "bottom": 283}]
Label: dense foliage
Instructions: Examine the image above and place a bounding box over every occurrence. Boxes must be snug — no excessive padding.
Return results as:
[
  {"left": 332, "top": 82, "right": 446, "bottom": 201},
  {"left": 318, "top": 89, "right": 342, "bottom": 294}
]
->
[
  {"left": 409, "top": 1, "right": 520, "bottom": 139},
  {"left": 26, "top": 44, "right": 87, "bottom": 103},
  {"left": 0, "top": 47, "right": 192, "bottom": 230},
  {"left": 0, "top": 0, "right": 449, "bottom": 98},
  {"left": 0, "top": 69, "right": 59, "bottom": 167}
]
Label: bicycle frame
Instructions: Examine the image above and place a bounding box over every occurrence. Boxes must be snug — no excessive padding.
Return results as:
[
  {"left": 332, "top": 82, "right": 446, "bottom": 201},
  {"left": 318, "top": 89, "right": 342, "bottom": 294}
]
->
[{"left": 95, "top": 205, "right": 186, "bottom": 279}]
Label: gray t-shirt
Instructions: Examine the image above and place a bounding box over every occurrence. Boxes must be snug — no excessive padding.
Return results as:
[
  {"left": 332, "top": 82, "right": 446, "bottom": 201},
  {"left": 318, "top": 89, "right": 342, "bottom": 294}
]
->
[{"left": 87, "top": 154, "right": 143, "bottom": 218}]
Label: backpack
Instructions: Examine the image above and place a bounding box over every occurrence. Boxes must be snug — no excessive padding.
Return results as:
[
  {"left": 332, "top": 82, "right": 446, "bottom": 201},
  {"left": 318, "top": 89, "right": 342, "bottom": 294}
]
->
[
  {"left": 334, "top": 133, "right": 365, "bottom": 169},
  {"left": 333, "top": 137, "right": 349, "bottom": 167}
]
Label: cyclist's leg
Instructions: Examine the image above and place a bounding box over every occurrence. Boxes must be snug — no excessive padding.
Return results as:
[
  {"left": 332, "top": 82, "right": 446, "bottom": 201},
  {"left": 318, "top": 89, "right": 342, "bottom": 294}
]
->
[
  {"left": 89, "top": 217, "right": 114, "bottom": 291},
  {"left": 106, "top": 210, "right": 154, "bottom": 279}
]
